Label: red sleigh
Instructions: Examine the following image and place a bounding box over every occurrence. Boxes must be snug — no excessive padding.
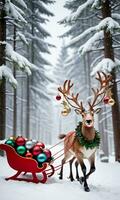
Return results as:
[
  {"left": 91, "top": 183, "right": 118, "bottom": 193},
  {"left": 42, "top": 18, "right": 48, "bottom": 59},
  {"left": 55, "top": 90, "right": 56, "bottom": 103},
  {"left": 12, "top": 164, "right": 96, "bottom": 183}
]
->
[{"left": 0, "top": 143, "right": 55, "bottom": 183}]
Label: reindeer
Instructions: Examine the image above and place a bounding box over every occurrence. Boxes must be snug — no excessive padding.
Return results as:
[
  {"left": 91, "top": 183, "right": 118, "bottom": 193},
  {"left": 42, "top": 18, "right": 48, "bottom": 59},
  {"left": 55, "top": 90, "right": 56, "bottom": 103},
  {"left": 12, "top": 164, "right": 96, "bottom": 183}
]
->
[{"left": 58, "top": 72, "right": 112, "bottom": 192}]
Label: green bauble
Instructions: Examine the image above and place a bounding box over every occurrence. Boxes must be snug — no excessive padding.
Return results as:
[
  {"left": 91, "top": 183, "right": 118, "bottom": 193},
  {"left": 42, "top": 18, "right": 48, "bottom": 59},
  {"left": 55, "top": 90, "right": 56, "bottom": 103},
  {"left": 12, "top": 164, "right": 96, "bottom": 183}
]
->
[
  {"left": 16, "top": 146, "right": 26, "bottom": 155},
  {"left": 5, "top": 139, "right": 15, "bottom": 147}
]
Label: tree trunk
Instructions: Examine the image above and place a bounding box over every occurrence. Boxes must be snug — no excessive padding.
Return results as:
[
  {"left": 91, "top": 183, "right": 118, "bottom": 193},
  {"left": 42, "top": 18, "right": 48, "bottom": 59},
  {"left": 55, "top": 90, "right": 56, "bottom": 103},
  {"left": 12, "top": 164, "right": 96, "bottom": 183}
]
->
[
  {"left": 0, "top": 0, "right": 6, "bottom": 156},
  {"left": 101, "top": 0, "right": 120, "bottom": 161},
  {"left": 26, "top": 52, "right": 30, "bottom": 139},
  {"left": 13, "top": 25, "right": 17, "bottom": 136}
]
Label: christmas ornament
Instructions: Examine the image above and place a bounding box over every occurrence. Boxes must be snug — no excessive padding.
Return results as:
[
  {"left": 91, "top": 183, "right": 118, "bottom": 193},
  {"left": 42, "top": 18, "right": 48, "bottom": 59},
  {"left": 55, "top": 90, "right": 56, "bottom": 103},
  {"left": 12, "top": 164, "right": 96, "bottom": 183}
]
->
[
  {"left": 104, "top": 87, "right": 115, "bottom": 106},
  {"left": 103, "top": 96, "right": 109, "bottom": 104},
  {"left": 25, "top": 140, "right": 34, "bottom": 150},
  {"left": 16, "top": 146, "right": 26, "bottom": 155},
  {"left": 108, "top": 98, "right": 115, "bottom": 106},
  {"left": 61, "top": 100, "right": 71, "bottom": 116},
  {"left": 37, "top": 153, "right": 47, "bottom": 163},
  {"left": 61, "top": 108, "right": 69, "bottom": 116},
  {"left": 44, "top": 149, "right": 51, "bottom": 159},
  {"left": 36, "top": 142, "right": 45, "bottom": 149},
  {"left": 25, "top": 151, "right": 33, "bottom": 158},
  {"left": 56, "top": 94, "right": 61, "bottom": 101},
  {"left": 32, "top": 139, "right": 37, "bottom": 145},
  {"left": 5, "top": 139, "right": 15, "bottom": 147},
  {"left": 9, "top": 136, "right": 16, "bottom": 141},
  {"left": 32, "top": 145, "right": 42, "bottom": 156},
  {"left": 15, "top": 136, "right": 25, "bottom": 146}
]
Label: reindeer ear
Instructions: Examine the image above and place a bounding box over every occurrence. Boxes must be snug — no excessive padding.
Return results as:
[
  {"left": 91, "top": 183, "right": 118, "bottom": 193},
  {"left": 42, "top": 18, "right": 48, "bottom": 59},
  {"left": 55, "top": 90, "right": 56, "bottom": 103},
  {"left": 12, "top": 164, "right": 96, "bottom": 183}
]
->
[{"left": 94, "top": 108, "right": 101, "bottom": 114}]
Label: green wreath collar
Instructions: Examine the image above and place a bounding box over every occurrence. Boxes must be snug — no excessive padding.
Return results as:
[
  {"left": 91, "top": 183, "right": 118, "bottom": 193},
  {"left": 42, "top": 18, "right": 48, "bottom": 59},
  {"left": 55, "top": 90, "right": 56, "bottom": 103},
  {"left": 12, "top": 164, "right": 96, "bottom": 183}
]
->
[{"left": 75, "top": 122, "right": 100, "bottom": 149}]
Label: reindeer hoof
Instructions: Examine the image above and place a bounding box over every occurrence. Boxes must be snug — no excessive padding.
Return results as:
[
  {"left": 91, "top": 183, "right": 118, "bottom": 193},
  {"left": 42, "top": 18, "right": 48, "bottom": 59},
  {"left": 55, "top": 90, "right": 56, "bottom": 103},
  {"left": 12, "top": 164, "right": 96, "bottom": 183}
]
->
[
  {"left": 70, "top": 177, "right": 74, "bottom": 182},
  {"left": 59, "top": 176, "right": 63, "bottom": 180},
  {"left": 67, "top": 176, "right": 74, "bottom": 182},
  {"left": 84, "top": 186, "right": 90, "bottom": 192}
]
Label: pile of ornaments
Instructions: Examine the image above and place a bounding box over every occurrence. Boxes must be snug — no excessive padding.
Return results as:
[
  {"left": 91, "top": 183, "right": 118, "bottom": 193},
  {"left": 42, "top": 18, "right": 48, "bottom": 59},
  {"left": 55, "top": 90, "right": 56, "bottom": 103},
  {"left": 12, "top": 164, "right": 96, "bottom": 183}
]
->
[{"left": 5, "top": 136, "right": 53, "bottom": 167}]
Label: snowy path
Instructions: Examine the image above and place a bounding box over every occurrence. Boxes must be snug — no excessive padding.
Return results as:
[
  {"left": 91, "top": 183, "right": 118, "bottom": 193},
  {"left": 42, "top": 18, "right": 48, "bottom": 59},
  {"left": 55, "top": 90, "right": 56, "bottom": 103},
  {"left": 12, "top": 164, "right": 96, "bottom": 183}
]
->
[{"left": 0, "top": 156, "right": 120, "bottom": 200}]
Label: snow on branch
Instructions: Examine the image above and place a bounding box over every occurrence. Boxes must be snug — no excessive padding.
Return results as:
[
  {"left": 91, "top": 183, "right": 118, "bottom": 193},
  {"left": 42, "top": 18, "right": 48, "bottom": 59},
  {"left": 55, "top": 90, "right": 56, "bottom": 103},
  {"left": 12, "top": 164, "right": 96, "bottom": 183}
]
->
[
  {"left": 5, "top": 0, "right": 27, "bottom": 23},
  {"left": 14, "top": 0, "right": 27, "bottom": 9},
  {"left": 17, "top": 32, "right": 28, "bottom": 45},
  {"left": 0, "top": 65, "right": 17, "bottom": 87},
  {"left": 97, "top": 17, "right": 120, "bottom": 32},
  {"left": 67, "top": 17, "right": 120, "bottom": 47},
  {"left": 6, "top": 43, "right": 38, "bottom": 75},
  {"left": 112, "top": 13, "right": 120, "bottom": 20},
  {"left": 79, "top": 31, "right": 103, "bottom": 55},
  {"left": 67, "top": 26, "right": 96, "bottom": 47},
  {"left": 36, "top": 1, "right": 54, "bottom": 16},
  {"left": 91, "top": 0, "right": 101, "bottom": 9},
  {"left": 59, "top": 0, "right": 94, "bottom": 23},
  {"left": 91, "top": 58, "right": 120, "bottom": 76}
]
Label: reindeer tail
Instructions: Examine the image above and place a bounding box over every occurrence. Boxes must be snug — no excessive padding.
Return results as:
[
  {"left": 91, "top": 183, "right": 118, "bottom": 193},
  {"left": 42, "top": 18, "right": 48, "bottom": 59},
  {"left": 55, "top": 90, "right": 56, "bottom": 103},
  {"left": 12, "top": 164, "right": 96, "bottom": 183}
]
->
[{"left": 59, "top": 134, "right": 66, "bottom": 139}]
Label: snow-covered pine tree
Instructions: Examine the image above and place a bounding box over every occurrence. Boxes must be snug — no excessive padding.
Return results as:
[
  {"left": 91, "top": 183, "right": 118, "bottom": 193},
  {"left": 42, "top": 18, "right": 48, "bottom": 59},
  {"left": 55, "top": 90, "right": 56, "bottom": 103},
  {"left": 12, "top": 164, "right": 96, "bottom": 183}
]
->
[
  {"left": 24, "top": 0, "right": 55, "bottom": 142},
  {"left": 60, "top": 0, "right": 98, "bottom": 102},
  {"left": 6, "top": 0, "right": 30, "bottom": 137},
  {"left": 53, "top": 40, "right": 77, "bottom": 137},
  {"left": 0, "top": 0, "right": 37, "bottom": 154},
  {"left": 60, "top": 0, "right": 120, "bottom": 161}
]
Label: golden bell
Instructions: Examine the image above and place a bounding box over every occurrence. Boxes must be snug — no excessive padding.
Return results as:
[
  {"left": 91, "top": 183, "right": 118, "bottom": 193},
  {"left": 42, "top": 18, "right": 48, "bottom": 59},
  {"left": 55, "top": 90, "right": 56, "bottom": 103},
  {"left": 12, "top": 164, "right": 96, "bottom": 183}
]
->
[
  {"left": 108, "top": 98, "right": 115, "bottom": 106},
  {"left": 61, "top": 106, "right": 71, "bottom": 116},
  {"left": 61, "top": 108, "right": 69, "bottom": 116}
]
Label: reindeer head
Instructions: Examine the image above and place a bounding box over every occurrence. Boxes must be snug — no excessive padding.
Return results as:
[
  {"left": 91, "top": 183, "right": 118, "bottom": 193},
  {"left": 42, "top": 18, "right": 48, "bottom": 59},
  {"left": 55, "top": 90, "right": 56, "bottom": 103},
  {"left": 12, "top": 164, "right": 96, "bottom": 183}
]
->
[{"left": 58, "top": 72, "right": 113, "bottom": 128}]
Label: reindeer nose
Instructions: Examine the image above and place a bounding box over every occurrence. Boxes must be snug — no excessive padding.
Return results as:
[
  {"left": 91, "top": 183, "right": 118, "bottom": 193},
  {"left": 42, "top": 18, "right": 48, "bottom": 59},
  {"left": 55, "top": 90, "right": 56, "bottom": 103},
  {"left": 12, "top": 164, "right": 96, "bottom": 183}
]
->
[{"left": 86, "top": 120, "right": 92, "bottom": 124}]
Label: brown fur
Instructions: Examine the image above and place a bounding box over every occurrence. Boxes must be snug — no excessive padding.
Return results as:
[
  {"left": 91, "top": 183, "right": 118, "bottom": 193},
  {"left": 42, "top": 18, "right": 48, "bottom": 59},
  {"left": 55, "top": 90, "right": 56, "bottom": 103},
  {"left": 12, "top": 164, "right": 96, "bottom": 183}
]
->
[{"left": 82, "top": 126, "right": 95, "bottom": 141}]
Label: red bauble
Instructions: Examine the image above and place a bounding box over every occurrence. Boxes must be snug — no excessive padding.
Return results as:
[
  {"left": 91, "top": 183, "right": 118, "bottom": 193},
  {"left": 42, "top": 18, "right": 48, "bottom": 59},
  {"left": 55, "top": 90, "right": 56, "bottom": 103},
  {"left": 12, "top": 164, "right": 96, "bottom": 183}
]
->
[
  {"left": 103, "top": 96, "right": 109, "bottom": 104},
  {"left": 15, "top": 136, "right": 26, "bottom": 146},
  {"left": 56, "top": 95, "right": 61, "bottom": 101},
  {"left": 44, "top": 149, "right": 51, "bottom": 159},
  {"left": 36, "top": 142, "right": 45, "bottom": 149},
  {"left": 32, "top": 145, "right": 42, "bottom": 156},
  {"left": 25, "top": 152, "right": 33, "bottom": 158}
]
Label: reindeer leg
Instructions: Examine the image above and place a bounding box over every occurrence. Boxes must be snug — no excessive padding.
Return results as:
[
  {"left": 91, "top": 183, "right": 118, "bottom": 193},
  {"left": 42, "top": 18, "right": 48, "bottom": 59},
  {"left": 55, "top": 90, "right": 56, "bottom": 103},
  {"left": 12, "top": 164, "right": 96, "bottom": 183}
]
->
[
  {"left": 68, "top": 157, "right": 75, "bottom": 181},
  {"left": 81, "top": 154, "right": 96, "bottom": 182},
  {"left": 81, "top": 162, "right": 90, "bottom": 192},
  {"left": 59, "top": 151, "right": 72, "bottom": 180},
  {"left": 75, "top": 160, "right": 79, "bottom": 181},
  {"left": 86, "top": 154, "right": 96, "bottom": 179},
  {"left": 59, "top": 158, "right": 65, "bottom": 179},
  {"left": 76, "top": 154, "right": 90, "bottom": 192},
  {"left": 79, "top": 155, "right": 95, "bottom": 191}
]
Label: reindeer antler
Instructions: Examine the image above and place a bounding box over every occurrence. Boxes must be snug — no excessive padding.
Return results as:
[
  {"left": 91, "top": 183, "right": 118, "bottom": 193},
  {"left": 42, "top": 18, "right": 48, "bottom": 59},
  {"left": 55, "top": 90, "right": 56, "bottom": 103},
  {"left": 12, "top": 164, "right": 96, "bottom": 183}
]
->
[
  {"left": 89, "top": 72, "right": 112, "bottom": 111},
  {"left": 58, "top": 80, "right": 84, "bottom": 113}
]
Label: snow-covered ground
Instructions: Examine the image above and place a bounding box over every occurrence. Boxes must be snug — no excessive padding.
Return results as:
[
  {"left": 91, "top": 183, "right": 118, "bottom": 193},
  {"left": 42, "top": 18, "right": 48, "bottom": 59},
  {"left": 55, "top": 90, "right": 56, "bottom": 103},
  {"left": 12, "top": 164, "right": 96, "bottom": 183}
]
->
[{"left": 0, "top": 154, "right": 120, "bottom": 200}]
